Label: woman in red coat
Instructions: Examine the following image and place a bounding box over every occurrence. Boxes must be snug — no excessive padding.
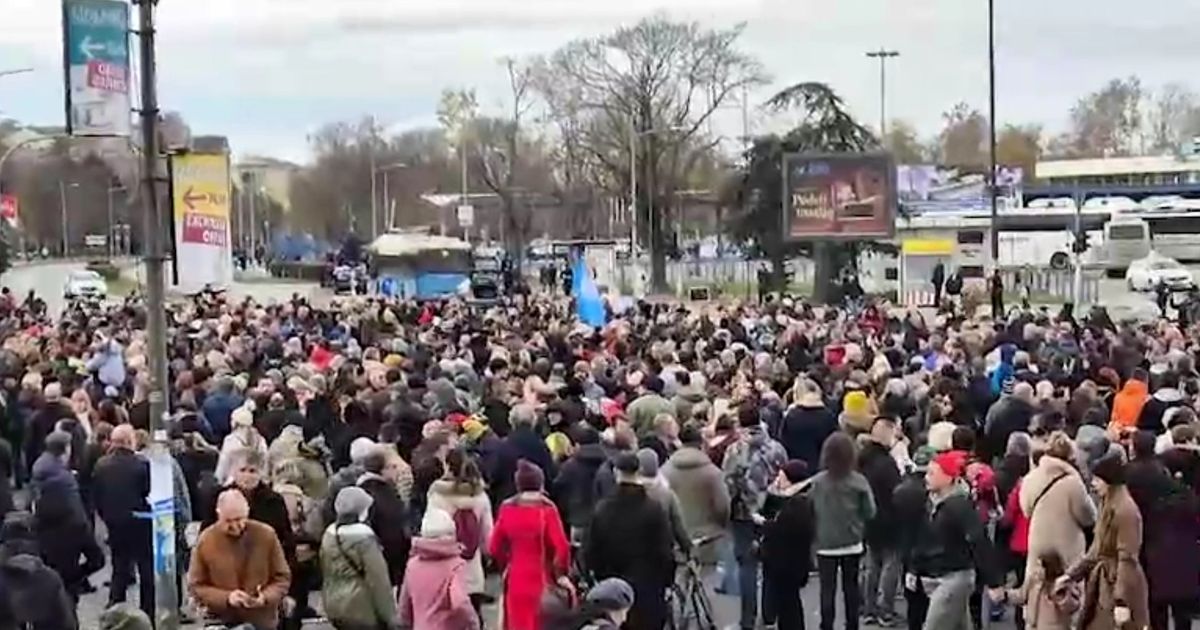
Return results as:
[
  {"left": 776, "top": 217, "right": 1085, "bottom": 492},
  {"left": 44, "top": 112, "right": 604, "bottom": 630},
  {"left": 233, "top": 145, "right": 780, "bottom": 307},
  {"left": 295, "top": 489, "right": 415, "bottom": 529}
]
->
[{"left": 488, "top": 459, "right": 572, "bottom": 630}]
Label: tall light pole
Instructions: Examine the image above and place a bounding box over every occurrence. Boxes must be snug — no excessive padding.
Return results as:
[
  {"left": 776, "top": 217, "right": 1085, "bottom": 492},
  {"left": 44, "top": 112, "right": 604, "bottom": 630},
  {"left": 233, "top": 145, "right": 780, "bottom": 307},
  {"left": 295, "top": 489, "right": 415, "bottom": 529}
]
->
[
  {"left": 629, "top": 119, "right": 687, "bottom": 290},
  {"left": 373, "top": 162, "right": 407, "bottom": 236},
  {"left": 987, "top": 0, "right": 1000, "bottom": 266},
  {"left": 106, "top": 180, "right": 125, "bottom": 258},
  {"left": 58, "top": 181, "right": 78, "bottom": 257},
  {"left": 865, "top": 49, "right": 900, "bottom": 143}
]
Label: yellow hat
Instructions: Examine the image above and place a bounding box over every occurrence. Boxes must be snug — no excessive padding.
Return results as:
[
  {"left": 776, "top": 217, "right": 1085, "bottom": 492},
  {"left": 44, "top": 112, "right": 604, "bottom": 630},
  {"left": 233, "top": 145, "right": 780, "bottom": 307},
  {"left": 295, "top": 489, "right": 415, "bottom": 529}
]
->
[
  {"left": 462, "top": 419, "right": 487, "bottom": 441},
  {"left": 842, "top": 390, "right": 871, "bottom": 417},
  {"left": 383, "top": 354, "right": 404, "bottom": 368},
  {"left": 545, "top": 432, "right": 572, "bottom": 460}
]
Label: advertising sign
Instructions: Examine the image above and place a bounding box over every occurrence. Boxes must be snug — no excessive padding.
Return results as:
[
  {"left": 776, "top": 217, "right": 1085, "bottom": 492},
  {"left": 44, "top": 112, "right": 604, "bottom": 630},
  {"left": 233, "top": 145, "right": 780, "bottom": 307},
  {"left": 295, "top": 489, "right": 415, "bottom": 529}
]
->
[
  {"left": 171, "top": 153, "right": 233, "bottom": 290},
  {"left": 62, "top": 0, "right": 131, "bottom": 137},
  {"left": 783, "top": 153, "right": 896, "bottom": 240},
  {"left": 0, "top": 194, "right": 18, "bottom": 228}
]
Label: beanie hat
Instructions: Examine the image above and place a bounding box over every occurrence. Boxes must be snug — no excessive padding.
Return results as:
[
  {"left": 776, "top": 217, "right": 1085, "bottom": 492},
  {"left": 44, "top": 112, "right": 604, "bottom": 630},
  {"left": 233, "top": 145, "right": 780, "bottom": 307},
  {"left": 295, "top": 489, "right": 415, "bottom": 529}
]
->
[
  {"left": 586, "top": 577, "right": 635, "bottom": 611},
  {"left": 636, "top": 448, "right": 660, "bottom": 477},
  {"left": 420, "top": 508, "right": 457, "bottom": 539},
  {"left": 514, "top": 459, "right": 545, "bottom": 492},
  {"left": 99, "top": 603, "right": 153, "bottom": 630},
  {"left": 334, "top": 486, "right": 374, "bottom": 521},
  {"left": 349, "top": 437, "right": 377, "bottom": 464},
  {"left": 782, "top": 459, "right": 809, "bottom": 483},
  {"left": 928, "top": 421, "right": 958, "bottom": 452},
  {"left": 842, "top": 390, "right": 870, "bottom": 417},
  {"left": 1092, "top": 453, "right": 1126, "bottom": 486},
  {"left": 462, "top": 419, "right": 487, "bottom": 441},
  {"left": 932, "top": 450, "right": 968, "bottom": 479},
  {"left": 911, "top": 445, "right": 938, "bottom": 471},
  {"left": 613, "top": 452, "right": 641, "bottom": 475}
]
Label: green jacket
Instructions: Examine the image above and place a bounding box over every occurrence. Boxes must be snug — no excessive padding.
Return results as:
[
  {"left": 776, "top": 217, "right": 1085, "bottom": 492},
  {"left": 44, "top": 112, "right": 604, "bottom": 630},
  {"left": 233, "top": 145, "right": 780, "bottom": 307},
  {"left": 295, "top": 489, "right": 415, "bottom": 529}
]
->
[
  {"left": 807, "top": 470, "right": 876, "bottom": 551},
  {"left": 320, "top": 522, "right": 398, "bottom": 629}
]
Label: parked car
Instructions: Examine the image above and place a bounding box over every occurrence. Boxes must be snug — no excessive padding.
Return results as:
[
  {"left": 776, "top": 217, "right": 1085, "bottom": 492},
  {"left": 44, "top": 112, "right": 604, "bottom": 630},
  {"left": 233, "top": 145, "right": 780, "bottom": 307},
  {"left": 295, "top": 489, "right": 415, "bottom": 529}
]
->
[
  {"left": 332, "top": 263, "right": 368, "bottom": 295},
  {"left": 1126, "top": 252, "right": 1196, "bottom": 292},
  {"left": 63, "top": 269, "right": 108, "bottom": 299}
]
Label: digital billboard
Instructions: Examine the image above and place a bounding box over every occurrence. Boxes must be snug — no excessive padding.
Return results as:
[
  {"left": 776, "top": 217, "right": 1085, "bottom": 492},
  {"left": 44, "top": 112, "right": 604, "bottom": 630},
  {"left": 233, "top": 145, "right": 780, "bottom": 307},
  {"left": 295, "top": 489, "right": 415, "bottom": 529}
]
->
[{"left": 782, "top": 152, "right": 896, "bottom": 240}]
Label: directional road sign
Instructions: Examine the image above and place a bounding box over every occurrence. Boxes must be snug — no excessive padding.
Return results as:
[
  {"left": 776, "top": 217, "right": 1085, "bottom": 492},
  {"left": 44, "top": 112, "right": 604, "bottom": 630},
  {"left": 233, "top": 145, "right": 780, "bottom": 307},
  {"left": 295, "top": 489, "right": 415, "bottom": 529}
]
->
[{"left": 62, "top": 0, "right": 131, "bottom": 136}]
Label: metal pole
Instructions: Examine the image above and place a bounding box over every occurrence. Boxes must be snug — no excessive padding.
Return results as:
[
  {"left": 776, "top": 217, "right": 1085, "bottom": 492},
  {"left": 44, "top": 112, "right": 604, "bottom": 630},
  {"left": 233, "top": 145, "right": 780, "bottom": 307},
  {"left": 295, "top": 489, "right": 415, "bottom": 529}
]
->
[
  {"left": 1073, "top": 187, "right": 1083, "bottom": 305},
  {"left": 107, "top": 186, "right": 115, "bottom": 258},
  {"left": 866, "top": 49, "right": 899, "bottom": 145},
  {"left": 369, "top": 150, "right": 377, "bottom": 240},
  {"left": 382, "top": 170, "right": 389, "bottom": 234},
  {"left": 59, "top": 181, "right": 68, "bottom": 257},
  {"left": 136, "top": 0, "right": 179, "bottom": 625},
  {"left": 987, "top": 0, "right": 999, "bottom": 266},
  {"left": 247, "top": 171, "right": 257, "bottom": 266},
  {"left": 629, "top": 116, "right": 637, "bottom": 254},
  {"left": 460, "top": 139, "right": 469, "bottom": 240}
]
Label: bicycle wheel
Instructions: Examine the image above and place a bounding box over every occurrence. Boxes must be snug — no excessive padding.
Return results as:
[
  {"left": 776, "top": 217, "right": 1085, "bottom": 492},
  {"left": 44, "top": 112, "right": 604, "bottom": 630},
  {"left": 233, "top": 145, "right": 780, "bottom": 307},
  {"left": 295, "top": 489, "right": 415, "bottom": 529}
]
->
[
  {"left": 667, "top": 583, "right": 687, "bottom": 630},
  {"left": 688, "top": 580, "right": 718, "bottom": 630}
]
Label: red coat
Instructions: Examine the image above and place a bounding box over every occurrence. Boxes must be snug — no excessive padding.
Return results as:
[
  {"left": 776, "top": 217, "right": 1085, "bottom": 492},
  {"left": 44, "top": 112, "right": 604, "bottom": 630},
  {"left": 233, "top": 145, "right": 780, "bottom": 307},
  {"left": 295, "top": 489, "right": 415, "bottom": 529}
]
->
[
  {"left": 1003, "top": 477, "right": 1031, "bottom": 555},
  {"left": 488, "top": 493, "right": 571, "bottom": 630}
]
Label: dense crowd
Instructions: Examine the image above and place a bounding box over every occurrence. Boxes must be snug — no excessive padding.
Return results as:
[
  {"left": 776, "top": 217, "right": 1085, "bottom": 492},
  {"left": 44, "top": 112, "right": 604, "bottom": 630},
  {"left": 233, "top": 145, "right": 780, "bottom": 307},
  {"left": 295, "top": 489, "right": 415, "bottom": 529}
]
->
[{"left": 0, "top": 282, "right": 1196, "bottom": 630}]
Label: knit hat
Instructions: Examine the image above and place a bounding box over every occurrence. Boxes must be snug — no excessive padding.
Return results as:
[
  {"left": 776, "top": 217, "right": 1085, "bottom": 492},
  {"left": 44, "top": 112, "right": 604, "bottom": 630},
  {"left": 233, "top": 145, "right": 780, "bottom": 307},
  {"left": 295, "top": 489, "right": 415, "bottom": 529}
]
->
[
  {"left": 349, "top": 437, "right": 377, "bottom": 464},
  {"left": 231, "top": 405, "right": 254, "bottom": 429},
  {"left": 98, "top": 603, "right": 153, "bottom": 630},
  {"left": 586, "top": 577, "right": 635, "bottom": 611},
  {"left": 334, "top": 486, "right": 373, "bottom": 521},
  {"left": 842, "top": 390, "right": 870, "bottom": 417},
  {"left": 932, "top": 450, "right": 968, "bottom": 479},
  {"left": 911, "top": 446, "right": 938, "bottom": 471},
  {"left": 613, "top": 452, "right": 641, "bottom": 475},
  {"left": 514, "top": 459, "right": 545, "bottom": 492},
  {"left": 1092, "top": 454, "right": 1126, "bottom": 486},
  {"left": 462, "top": 419, "right": 487, "bottom": 441},
  {"left": 636, "top": 448, "right": 660, "bottom": 477},
  {"left": 420, "top": 508, "right": 457, "bottom": 539},
  {"left": 927, "top": 421, "right": 957, "bottom": 452},
  {"left": 782, "top": 459, "right": 809, "bottom": 483}
]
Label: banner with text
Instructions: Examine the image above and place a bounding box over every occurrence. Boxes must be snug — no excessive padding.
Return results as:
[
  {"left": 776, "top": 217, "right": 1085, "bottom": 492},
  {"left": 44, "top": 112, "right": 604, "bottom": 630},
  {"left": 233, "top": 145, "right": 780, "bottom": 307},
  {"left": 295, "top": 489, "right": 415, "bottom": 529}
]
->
[
  {"left": 783, "top": 152, "right": 896, "bottom": 240},
  {"left": 62, "top": 0, "right": 131, "bottom": 136},
  {"left": 171, "top": 153, "right": 233, "bottom": 290}
]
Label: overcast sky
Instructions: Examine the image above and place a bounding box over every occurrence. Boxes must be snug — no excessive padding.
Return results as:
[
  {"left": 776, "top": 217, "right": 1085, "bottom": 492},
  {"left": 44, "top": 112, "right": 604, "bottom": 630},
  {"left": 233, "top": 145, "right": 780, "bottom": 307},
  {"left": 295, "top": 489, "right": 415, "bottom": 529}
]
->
[{"left": 3, "top": 0, "right": 1199, "bottom": 163}]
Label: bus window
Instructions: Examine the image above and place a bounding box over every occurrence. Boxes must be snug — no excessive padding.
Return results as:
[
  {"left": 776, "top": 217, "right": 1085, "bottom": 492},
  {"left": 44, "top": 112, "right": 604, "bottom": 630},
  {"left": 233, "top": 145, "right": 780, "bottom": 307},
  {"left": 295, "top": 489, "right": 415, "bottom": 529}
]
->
[
  {"left": 957, "top": 230, "right": 985, "bottom": 245},
  {"left": 1108, "top": 224, "right": 1146, "bottom": 240},
  {"left": 959, "top": 265, "right": 985, "bottom": 278}
]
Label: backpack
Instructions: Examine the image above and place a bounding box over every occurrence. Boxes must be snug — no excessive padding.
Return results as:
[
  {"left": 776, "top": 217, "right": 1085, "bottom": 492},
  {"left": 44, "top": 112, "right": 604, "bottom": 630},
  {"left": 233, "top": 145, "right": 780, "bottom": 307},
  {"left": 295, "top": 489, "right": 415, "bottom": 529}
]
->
[{"left": 453, "top": 507, "right": 482, "bottom": 560}]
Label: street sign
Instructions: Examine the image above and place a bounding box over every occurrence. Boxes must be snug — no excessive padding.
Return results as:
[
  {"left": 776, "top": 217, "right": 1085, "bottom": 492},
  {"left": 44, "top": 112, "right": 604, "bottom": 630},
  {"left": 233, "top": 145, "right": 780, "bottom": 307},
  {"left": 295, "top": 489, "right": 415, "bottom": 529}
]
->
[
  {"left": 457, "top": 204, "right": 475, "bottom": 228},
  {"left": 0, "top": 194, "right": 18, "bottom": 228},
  {"left": 84, "top": 234, "right": 107, "bottom": 247},
  {"left": 62, "top": 0, "right": 131, "bottom": 137},
  {"left": 171, "top": 153, "right": 233, "bottom": 290}
]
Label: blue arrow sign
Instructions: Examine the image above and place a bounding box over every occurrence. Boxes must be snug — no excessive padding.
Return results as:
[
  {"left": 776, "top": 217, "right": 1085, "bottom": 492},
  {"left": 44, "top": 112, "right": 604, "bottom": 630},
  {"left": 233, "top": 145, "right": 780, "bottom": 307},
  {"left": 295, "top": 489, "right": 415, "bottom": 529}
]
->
[{"left": 64, "top": 0, "right": 129, "bottom": 65}]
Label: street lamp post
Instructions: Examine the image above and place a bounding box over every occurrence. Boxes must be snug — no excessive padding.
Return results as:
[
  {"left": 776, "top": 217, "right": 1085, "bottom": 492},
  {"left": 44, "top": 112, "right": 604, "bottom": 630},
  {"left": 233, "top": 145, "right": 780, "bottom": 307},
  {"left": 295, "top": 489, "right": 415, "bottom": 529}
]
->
[
  {"left": 373, "top": 162, "right": 408, "bottom": 236},
  {"left": 107, "top": 182, "right": 125, "bottom": 259},
  {"left": 987, "top": 0, "right": 999, "bottom": 266},
  {"left": 58, "top": 181, "right": 78, "bottom": 257},
  {"left": 628, "top": 119, "right": 687, "bottom": 291},
  {"left": 865, "top": 49, "right": 900, "bottom": 144}
]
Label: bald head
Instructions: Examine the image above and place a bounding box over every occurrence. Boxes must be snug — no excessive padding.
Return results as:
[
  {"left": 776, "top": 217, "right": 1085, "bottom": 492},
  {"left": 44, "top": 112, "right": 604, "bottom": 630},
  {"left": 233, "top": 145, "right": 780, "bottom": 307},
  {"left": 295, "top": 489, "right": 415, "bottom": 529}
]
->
[
  {"left": 110, "top": 424, "right": 137, "bottom": 450},
  {"left": 216, "top": 489, "right": 250, "bottom": 537},
  {"left": 1013, "top": 381, "right": 1035, "bottom": 404}
]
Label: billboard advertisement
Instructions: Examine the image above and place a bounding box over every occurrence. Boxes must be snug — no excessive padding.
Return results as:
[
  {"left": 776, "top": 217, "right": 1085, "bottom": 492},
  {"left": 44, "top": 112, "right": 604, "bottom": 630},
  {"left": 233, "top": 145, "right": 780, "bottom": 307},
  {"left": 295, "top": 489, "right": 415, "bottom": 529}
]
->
[
  {"left": 783, "top": 153, "right": 896, "bottom": 240},
  {"left": 62, "top": 0, "right": 131, "bottom": 137},
  {"left": 896, "top": 165, "right": 1024, "bottom": 215},
  {"left": 171, "top": 153, "right": 233, "bottom": 290}
]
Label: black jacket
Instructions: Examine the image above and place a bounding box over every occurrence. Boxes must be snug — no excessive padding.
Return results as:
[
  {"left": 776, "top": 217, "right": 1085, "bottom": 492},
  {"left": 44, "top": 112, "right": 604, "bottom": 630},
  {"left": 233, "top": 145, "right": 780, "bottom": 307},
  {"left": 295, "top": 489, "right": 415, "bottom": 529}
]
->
[
  {"left": 778, "top": 404, "right": 838, "bottom": 473},
  {"left": 586, "top": 482, "right": 674, "bottom": 589},
  {"left": 857, "top": 440, "right": 902, "bottom": 548},
  {"left": 29, "top": 454, "right": 102, "bottom": 593},
  {"left": 0, "top": 551, "right": 78, "bottom": 630},
  {"left": 909, "top": 490, "right": 1000, "bottom": 587},
  {"left": 760, "top": 488, "right": 814, "bottom": 581},
  {"left": 493, "top": 425, "right": 557, "bottom": 502},
  {"left": 983, "top": 397, "right": 1034, "bottom": 463},
  {"left": 1137, "top": 388, "right": 1185, "bottom": 436},
  {"left": 552, "top": 443, "right": 608, "bottom": 529},
  {"left": 358, "top": 473, "right": 411, "bottom": 585},
  {"left": 893, "top": 472, "right": 928, "bottom": 566},
  {"left": 91, "top": 448, "right": 151, "bottom": 550},
  {"left": 24, "top": 402, "right": 72, "bottom": 472}
]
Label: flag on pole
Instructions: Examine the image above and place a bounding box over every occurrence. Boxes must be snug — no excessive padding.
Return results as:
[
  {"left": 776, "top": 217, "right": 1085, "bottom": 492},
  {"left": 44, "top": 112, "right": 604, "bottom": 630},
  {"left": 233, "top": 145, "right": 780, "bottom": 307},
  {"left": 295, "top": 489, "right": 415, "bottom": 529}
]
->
[{"left": 572, "top": 255, "right": 606, "bottom": 327}]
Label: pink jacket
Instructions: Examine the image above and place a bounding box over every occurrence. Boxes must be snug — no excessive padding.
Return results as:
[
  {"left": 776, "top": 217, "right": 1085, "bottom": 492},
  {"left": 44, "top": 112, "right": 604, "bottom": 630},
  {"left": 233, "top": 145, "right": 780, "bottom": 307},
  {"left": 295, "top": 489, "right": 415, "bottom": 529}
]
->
[{"left": 398, "top": 538, "right": 480, "bottom": 630}]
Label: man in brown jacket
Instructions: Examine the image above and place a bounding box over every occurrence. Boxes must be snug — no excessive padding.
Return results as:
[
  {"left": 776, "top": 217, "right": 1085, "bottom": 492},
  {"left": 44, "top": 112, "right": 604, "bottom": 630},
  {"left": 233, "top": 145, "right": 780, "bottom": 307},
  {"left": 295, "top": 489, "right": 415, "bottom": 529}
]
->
[{"left": 188, "top": 489, "right": 291, "bottom": 629}]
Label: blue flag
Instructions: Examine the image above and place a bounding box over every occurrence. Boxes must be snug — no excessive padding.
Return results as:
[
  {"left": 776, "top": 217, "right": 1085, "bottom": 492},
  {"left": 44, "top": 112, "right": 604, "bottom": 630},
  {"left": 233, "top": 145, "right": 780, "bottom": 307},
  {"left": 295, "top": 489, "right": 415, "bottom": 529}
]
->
[{"left": 572, "top": 256, "right": 606, "bottom": 327}]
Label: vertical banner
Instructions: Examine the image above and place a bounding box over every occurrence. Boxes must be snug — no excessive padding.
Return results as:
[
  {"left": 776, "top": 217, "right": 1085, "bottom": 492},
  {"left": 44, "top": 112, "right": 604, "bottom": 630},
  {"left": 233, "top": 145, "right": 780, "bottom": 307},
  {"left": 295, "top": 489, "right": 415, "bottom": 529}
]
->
[
  {"left": 62, "top": 0, "right": 131, "bottom": 137},
  {"left": 147, "top": 444, "right": 179, "bottom": 628},
  {"left": 171, "top": 153, "right": 234, "bottom": 291}
]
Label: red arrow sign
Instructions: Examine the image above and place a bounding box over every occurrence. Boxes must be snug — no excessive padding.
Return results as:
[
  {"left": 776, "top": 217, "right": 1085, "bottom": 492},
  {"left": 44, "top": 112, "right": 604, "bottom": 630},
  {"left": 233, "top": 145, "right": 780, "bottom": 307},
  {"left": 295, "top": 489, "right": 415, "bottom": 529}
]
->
[{"left": 182, "top": 186, "right": 206, "bottom": 211}]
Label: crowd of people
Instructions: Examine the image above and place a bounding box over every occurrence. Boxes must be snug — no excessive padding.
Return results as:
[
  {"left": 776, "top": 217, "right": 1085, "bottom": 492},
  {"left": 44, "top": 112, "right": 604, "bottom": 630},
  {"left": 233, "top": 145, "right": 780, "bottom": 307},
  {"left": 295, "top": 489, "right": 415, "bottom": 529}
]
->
[{"left": 0, "top": 281, "right": 1195, "bottom": 630}]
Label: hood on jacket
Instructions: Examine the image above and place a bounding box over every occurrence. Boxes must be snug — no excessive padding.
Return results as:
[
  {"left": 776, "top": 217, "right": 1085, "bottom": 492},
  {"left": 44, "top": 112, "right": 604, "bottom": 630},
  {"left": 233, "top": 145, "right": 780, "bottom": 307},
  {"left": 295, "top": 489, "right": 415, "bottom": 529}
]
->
[
  {"left": 411, "top": 536, "right": 462, "bottom": 561},
  {"left": 1152, "top": 387, "right": 1183, "bottom": 404},
  {"left": 572, "top": 443, "right": 609, "bottom": 466},
  {"left": 666, "top": 446, "right": 714, "bottom": 470},
  {"left": 428, "top": 478, "right": 486, "bottom": 509}
]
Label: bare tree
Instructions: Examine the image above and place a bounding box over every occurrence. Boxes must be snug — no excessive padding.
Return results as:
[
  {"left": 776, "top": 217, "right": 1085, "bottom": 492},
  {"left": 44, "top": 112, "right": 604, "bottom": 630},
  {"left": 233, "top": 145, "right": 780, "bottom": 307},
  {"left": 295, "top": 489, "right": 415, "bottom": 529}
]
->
[{"left": 530, "top": 15, "right": 767, "bottom": 291}]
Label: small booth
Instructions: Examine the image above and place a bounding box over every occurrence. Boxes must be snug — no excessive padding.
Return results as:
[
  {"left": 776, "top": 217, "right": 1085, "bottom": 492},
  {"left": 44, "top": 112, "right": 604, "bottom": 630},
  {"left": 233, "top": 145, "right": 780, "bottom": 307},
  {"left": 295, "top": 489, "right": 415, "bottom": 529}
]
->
[{"left": 369, "top": 232, "right": 472, "bottom": 300}]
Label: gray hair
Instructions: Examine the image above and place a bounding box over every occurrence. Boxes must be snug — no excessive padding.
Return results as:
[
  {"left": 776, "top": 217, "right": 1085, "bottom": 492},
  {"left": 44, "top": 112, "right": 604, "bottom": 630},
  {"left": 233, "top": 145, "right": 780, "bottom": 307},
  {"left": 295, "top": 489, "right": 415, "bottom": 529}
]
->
[{"left": 509, "top": 404, "right": 537, "bottom": 427}]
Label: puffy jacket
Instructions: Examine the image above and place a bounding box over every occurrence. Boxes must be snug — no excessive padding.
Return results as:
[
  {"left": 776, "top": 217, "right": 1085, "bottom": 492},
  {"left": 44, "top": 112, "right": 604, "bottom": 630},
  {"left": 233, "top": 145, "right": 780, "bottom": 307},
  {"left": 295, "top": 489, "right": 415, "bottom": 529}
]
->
[
  {"left": 320, "top": 522, "right": 398, "bottom": 629},
  {"left": 1109, "top": 379, "right": 1149, "bottom": 432},
  {"left": 398, "top": 537, "right": 480, "bottom": 630},
  {"left": 722, "top": 426, "right": 787, "bottom": 522},
  {"left": 85, "top": 339, "right": 126, "bottom": 390},
  {"left": 910, "top": 487, "right": 1001, "bottom": 587}
]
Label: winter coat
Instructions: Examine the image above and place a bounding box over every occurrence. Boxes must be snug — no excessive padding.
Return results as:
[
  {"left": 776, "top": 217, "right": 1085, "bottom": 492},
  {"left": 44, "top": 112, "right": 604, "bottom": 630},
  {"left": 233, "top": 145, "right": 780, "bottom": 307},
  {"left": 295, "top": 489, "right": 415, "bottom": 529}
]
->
[
  {"left": 30, "top": 453, "right": 101, "bottom": 593},
  {"left": 188, "top": 519, "right": 292, "bottom": 630},
  {"left": 857, "top": 439, "right": 902, "bottom": 548},
  {"left": 426, "top": 478, "right": 494, "bottom": 595},
  {"left": 642, "top": 476, "right": 692, "bottom": 554},
  {"left": 0, "top": 551, "right": 78, "bottom": 630},
  {"left": 202, "top": 482, "right": 296, "bottom": 564},
  {"left": 983, "top": 395, "right": 1034, "bottom": 463},
  {"left": 1142, "top": 486, "right": 1200, "bottom": 603},
  {"left": 808, "top": 469, "right": 876, "bottom": 552},
  {"left": 322, "top": 463, "right": 366, "bottom": 528},
  {"left": 24, "top": 401, "right": 72, "bottom": 470},
  {"left": 358, "top": 473, "right": 412, "bottom": 586},
  {"left": 660, "top": 446, "right": 730, "bottom": 564},
  {"left": 85, "top": 339, "right": 125, "bottom": 389},
  {"left": 467, "top": 430, "right": 503, "bottom": 487},
  {"left": 1109, "top": 379, "right": 1149, "bottom": 433},
  {"left": 489, "top": 492, "right": 571, "bottom": 630},
  {"left": 721, "top": 425, "right": 788, "bottom": 522},
  {"left": 625, "top": 393, "right": 673, "bottom": 436},
  {"left": 91, "top": 447, "right": 151, "bottom": 551},
  {"left": 1020, "top": 455, "right": 1096, "bottom": 582},
  {"left": 1160, "top": 445, "right": 1200, "bottom": 496},
  {"left": 1009, "top": 562, "right": 1079, "bottom": 630},
  {"left": 1002, "top": 477, "right": 1031, "bottom": 555},
  {"left": 1136, "top": 387, "right": 1184, "bottom": 436},
  {"left": 777, "top": 403, "right": 838, "bottom": 473},
  {"left": 1068, "top": 486, "right": 1149, "bottom": 630},
  {"left": 551, "top": 443, "right": 608, "bottom": 530},
  {"left": 672, "top": 386, "right": 706, "bottom": 424},
  {"left": 398, "top": 537, "right": 480, "bottom": 630},
  {"left": 214, "top": 429, "right": 269, "bottom": 485},
  {"left": 202, "top": 390, "right": 244, "bottom": 440},
  {"left": 586, "top": 483, "right": 674, "bottom": 622},
  {"left": 760, "top": 483, "right": 815, "bottom": 582},
  {"left": 493, "top": 425, "right": 557, "bottom": 502},
  {"left": 910, "top": 487, "right": 1002, "bottom": 586},
  {"left": 319, "top": 522, "right": 398, "bottom": 629}
]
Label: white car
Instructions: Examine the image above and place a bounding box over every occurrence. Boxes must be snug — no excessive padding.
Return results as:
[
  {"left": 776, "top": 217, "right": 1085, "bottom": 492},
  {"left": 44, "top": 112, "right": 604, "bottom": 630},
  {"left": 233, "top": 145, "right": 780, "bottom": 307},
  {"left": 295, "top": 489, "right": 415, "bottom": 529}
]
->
[
  {"left": 63, "top": 269, "right": 108, "bottom": 299},
  {"left": 1125, "top": 254, "right": 1196, "bottom": 292}
]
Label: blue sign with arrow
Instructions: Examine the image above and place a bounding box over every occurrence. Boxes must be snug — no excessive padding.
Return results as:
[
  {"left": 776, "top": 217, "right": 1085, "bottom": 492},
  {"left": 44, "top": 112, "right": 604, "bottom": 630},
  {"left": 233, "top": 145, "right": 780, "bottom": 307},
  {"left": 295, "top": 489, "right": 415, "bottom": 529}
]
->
[{"left": 62, "top": 0, "right": 131, "bottom": 136}]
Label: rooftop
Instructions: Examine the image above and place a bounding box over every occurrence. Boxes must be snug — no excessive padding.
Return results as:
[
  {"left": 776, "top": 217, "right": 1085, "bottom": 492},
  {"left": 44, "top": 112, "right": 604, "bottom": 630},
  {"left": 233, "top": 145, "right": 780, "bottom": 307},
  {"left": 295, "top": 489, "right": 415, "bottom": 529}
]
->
[{"left": 1037, "top": 154, "right": 1200, "bottom": 179}]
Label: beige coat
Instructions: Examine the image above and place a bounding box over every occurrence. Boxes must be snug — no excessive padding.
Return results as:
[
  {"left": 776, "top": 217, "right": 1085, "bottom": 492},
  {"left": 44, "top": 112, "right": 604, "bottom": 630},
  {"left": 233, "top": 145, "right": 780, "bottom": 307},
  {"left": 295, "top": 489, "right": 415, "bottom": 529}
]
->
[
  {"left": 1020, "top": 456, "right": 1096, "bottom": 580},
  {"left": 1069, "top": 486, "right": 1149, "bottom": 630},
  {"left": 426, "top": 479, "right": 494, "bottom": 595}
]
